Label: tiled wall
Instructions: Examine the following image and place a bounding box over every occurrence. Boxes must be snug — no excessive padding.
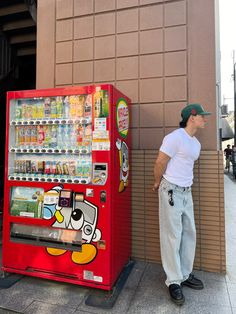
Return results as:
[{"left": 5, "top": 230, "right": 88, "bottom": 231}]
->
[{"left": 37, "top": 0, "right": 225, "bottom": 272}]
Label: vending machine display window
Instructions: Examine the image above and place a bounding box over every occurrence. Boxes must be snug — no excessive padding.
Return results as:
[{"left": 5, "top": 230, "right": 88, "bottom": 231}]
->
[{"left": 8, "top": 94, "right": 95, "bottom": 185}]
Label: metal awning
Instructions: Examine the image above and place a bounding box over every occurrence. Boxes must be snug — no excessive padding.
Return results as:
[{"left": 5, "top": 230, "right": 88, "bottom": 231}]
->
[{"left": 221, "top": 118, "right": 234, "bottom": 141}]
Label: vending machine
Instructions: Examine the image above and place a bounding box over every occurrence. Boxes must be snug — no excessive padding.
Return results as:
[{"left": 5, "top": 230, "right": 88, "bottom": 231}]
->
[{"left": 2, "top": 84, "right": 131, "bottom": 290}]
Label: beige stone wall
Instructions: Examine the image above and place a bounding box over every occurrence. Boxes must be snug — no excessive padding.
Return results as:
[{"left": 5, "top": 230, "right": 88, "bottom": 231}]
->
[{"left": 36, "top": 0, "right": 225, "bottom": 272}]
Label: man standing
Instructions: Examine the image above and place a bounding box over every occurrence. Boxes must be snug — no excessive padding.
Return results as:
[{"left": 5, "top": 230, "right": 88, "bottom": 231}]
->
[
  {"left": 224, "top": 144, "right": 232, "bottom": 171},
  {"left": 153, "top": 104, "right": 211, "bottom": 305}
]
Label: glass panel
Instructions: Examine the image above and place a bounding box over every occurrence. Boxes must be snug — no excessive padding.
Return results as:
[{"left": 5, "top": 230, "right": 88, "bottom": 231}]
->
[{"left": 8, "top": 94, "right": 94, "bottom": 184}]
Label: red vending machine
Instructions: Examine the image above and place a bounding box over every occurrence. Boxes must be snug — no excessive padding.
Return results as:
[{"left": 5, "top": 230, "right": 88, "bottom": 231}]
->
[{"left": 2, "top": 84, "right": 131, "bottom": 290}]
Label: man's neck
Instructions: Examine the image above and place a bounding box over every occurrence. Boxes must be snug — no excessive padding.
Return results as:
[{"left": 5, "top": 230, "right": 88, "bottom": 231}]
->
[{"left": 184, "top": 125, "right": 197, "bottom": 137}]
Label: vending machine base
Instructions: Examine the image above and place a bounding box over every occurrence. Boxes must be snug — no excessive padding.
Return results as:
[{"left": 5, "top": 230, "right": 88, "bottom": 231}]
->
[
  {"left": 0, "top": 272, "right": 24, "bottom": 289},
  {"left": 85, "top": 260, "right": 135, "bottom": 309}
]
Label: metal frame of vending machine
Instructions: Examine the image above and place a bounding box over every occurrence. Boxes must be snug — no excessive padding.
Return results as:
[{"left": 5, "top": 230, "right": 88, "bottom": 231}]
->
[{"left": 2, "top": 84, "right": 131, "bottom": 290}]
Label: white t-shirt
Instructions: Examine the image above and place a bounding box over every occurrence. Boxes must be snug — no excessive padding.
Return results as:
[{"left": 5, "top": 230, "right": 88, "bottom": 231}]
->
[{"left": 160, "top": 128, "right": 201, "bottom": 187}]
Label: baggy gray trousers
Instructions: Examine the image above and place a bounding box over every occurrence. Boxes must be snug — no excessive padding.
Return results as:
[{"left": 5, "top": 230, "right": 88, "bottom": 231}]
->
[{"left": 159, "top": 178, "right": 196, "bottom": 286}]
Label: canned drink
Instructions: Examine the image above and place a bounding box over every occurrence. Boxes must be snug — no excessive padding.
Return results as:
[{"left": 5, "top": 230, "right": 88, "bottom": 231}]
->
[
  {"left": 44, "top": 161, "right": 51, "bottom": 174},
  {"left": 62, "top": 162, "right": 69, "bottom": 175},
  {"left": 37, "top": 161, "right": 44, "bottom": 174},
  {"left": 31, "top": 160, "right": 37, "bottom": 174},
  {"left": 68, "top": 161, "right": 76, "bottom": 176},
  {"left": 19, "top": 126, "right": 25, "bottom": 147},
  {"left": 15, "top": 160, "right": 20, "bottom": 174},
  {"left": 26, "top": 160, "right": 32, "bottom": 174}
]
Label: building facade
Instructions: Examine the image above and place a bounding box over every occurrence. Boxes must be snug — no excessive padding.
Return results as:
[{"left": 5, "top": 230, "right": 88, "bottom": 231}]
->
[{"left": 36, "top": 0, "right": 225, "bottom": 272}]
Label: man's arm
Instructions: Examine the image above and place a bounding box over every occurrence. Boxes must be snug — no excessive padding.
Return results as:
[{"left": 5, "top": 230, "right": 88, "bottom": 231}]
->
[{"left": 153, "top": 151, "right": 171, "bottom": 191}]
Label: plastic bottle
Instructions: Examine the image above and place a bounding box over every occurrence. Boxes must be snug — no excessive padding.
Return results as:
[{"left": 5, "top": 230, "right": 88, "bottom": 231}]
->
[
  {"left": 63, "top": 96, "right": 70, "bottom": 119},
  {"left": 30, "top": 126, "right": 38, "bottom": 147},
  {"left": 44, "top": 98, "right": 51, "bottom": 119},
  {"left": 84, "top": 94, "right": 92, "bottom": 118},
  {"left": 44, "top": 125, "right": 51, "bottom": 148},
  {"left": 50, "top": 99, "right": 57, "bottom": 119},
  {"left": 56, "top": 96, "right": 63, "bottom": 119},
  {"left": 15, "top": 103, "right": 22, "bottom": 120},
  {"left": 37, "top": 125, "right": 45, "bottom": 146},
  {"left": 50, "top": 125, "right": 57, "bottom": 148},
  {"left": 57, "top": 125, "right": 64, "bottom": 149},
  {"left": 25, "top": 126, "right": 31, "bottom": 148}
]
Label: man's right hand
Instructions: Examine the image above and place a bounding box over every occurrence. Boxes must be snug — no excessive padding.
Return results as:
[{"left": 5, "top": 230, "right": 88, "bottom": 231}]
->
[{"left": 152, "top": 182, "right": 159, "bottom": 192}]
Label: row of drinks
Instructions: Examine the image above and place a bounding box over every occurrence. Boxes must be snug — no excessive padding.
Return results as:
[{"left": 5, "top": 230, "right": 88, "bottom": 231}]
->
[
  {"left": 14, "top": 124, "right": 92, "bottom": 149},
  {"left": 13, "top": 157, "right": 92, "bottom": 178},
  {"left": 14, "top": 91, "right": 109, "bottom": 120}
]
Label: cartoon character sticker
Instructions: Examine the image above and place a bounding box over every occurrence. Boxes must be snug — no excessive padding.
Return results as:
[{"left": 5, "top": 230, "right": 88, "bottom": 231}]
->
[
  {"left": 116, "top": 139, "right": 129, "bottom": 193},
  {"left": 43, "top": 186, "right": 101, "bottom": 265}
]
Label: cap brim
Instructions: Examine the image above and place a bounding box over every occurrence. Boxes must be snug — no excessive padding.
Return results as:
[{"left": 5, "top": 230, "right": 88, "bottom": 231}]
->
[{"left": 200, "top": 112, "right": 211, "bottom": 115}]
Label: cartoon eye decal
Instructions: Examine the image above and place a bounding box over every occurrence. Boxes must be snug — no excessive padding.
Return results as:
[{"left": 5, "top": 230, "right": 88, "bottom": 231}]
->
[
  {"left": 83, "top": 224, "right": 93, "bottom": 235},
  {"left": 70, "top": 208, "right": 84, "bottom": 230},
  {"left": 122, "top": 154, "right": 126, "bottom": 164}
]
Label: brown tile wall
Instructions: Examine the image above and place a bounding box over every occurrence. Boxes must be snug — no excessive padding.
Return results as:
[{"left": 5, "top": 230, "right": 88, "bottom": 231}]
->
[
  {"left": 133, "top": 150, "right": 226, "bottom": 273},
  {"left": 36, "top": 0, "right": 225, "bottom": 272}
]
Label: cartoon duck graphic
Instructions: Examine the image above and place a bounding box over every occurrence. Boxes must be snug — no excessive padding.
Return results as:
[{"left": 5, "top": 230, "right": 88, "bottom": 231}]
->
[
  {"left": 116, "top": 138, "right": 129, "bottom": 192},
  {"left": 43, "top": 186, "right": 101, "bottom": 265}
]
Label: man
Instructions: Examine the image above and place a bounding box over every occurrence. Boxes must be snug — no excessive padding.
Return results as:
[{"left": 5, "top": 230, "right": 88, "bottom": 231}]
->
[
  {"left": 153, "top": 103, "right": 211, "bottom": 305},
  {"left": 224, "top": 144, "right": 232, "bottom": 170}
]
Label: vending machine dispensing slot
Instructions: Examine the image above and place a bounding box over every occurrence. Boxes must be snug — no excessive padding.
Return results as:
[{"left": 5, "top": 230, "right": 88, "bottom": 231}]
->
[{"left": 10, "top": 224, "right": 82, "bottom": 251}]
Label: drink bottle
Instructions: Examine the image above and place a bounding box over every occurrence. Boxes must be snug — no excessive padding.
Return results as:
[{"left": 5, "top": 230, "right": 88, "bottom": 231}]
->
[
  {"left": 25, "top": 126, "right": 31, "bottom": 148},
  {"left": 57, "top": 125, "right": 64, "bottom": 149},
  {"left": 63, "top": 96, "right": 70, "bottom": 119},
  {"left": 15, "top": 126, "right": 20, "bottom": 147},
  {"left": 50, "top": 99, "right": 57, "bottom": 119},
  {"left": 30, "top": 126, "right": 38, "bottom": 147},
  {"left": 44, "top": 97, "right": 51, "bottom": 119},
  {"left": 15, "top": 103, "right": 22, "bottom": 120},
  {"left": 37, "top": 125, "right": 45, "bottom": 146},
  {"left": 56, "top": 96, "right": 63, "bottom": 119},
  {"left": 50, "top": 125, "right": 57, "bottom": 148},
  {"left": 44, "top": 125, "right": 51, "bottom": 148},
  {"left": 84, "top": 94, "right": 92, "bottom": 118}
]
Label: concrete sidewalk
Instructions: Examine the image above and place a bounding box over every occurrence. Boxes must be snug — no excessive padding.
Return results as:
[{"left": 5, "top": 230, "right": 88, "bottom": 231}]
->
[{"left": 0, "top": 173, "right": 235, "bottom": 314}]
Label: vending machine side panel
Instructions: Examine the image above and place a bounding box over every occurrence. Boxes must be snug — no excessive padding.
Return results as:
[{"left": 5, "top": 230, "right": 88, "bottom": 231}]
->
[{"left": 110, "top": 85, "right": 132, "bottom": 284}]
